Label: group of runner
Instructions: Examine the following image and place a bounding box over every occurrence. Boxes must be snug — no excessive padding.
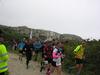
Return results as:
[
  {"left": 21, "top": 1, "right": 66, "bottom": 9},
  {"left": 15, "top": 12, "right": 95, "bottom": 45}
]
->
[
  {"left": 16, "top": 38, "right": 85, "bottom": 75},
  {"left": 17, "top": 38, "right": 64, "bottom": 75},
  {"left": 41, "top": 41, "right": 64, "bottom": 75}
]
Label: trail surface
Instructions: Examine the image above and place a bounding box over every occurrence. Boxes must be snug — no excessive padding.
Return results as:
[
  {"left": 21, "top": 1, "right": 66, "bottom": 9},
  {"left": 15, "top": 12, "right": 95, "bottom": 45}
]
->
[{"left": 8, "top": 53, "right": 68, "bottom": 75}]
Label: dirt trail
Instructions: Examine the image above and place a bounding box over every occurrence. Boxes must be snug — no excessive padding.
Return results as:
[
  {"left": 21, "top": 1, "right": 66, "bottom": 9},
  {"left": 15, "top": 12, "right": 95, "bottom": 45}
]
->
[{"left": 8, "top": 53, "right": 68, "bottom": 75}]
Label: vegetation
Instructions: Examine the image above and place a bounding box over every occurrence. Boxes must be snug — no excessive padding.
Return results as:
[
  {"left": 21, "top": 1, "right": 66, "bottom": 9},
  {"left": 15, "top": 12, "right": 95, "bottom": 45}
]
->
[{"left": 62, "top": 40, "right": 100, "bottom": 75}]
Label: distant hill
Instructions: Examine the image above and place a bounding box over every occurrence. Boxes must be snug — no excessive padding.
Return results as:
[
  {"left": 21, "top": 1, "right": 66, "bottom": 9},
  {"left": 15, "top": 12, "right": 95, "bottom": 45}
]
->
[
  {"left": 0, "top": 25, "right": 24, "bottom": 41},
  {"left": 60, "top": 34, "right": 82, "bottom": 41},
  {"left": 0, "top": 25, "right": 82, "bottom": 41}
]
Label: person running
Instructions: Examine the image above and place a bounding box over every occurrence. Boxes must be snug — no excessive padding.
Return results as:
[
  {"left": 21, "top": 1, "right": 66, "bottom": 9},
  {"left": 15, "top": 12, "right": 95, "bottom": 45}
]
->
[
  {"left": 68, "top": 41, "right": 86, "bottom": 75},
  {"left": 17, "top": 40, "right": 25, "bottom": 61},
  {"left": 57, "top": 42, "right": 65, "bottom": 64},
  {"left": 12, "top": 39, "right": 17, "bottom": 51},
  {"left": 0, "top": 35, "right": 9, "bottom": 75},
  {"left": 42, "top": 41, "right": 53, "bottom": 75},
  {"left": 40, "top": 42, "right": 48, "bottom": 72},
  {"left": 52, "top": 42, "right": 63, "bottom": 75},
  {"left": 23, "top": 39, "right": 33, "bottom": 69},
  {"left": 33, "top": 40, "right": 43, "bottom": 61},
  {"left": 73, "top": 41, "right": 86, "bottom": 75}
]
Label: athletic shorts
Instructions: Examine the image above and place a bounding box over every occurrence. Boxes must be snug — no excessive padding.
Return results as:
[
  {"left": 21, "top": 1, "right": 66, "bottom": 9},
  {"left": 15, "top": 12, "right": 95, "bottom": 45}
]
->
[
  {"left": 55, "top": 58, "right": 61, "bottom": 66},
  {"left": 34, "top": 49, "right": 39, "bottom": 54},
  {"left": 75, "top": 58, "right": 84, "bottom": 64},
  {"left": 0, "top": 72, "right": 5, "bottom": 75},
  {"left": 26, "top": 54, "right": 32, "bottom": 61},
  {"left": 47, "top": 58, "right": 52, "bottom": 63},
  {"left": 52, "top": 58, "right": 62, "bottom": 67},
  {"left": 52, "top": 61, "right": 56, "bottom": 67},
  {"left": 44, "top": 60, "right": 48, "bottom": 65},
  {"left": 19, "top": 50, "right": 23, "bottom": 54}
]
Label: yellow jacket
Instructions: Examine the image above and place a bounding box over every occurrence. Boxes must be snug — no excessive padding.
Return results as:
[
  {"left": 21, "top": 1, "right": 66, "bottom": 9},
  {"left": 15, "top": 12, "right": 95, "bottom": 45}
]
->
[
  {"left": 73, "top": 45, "right": 84, "bottom": 59},
  {"left": 0, "top": 44, "right": 8, "bottom": 73}
]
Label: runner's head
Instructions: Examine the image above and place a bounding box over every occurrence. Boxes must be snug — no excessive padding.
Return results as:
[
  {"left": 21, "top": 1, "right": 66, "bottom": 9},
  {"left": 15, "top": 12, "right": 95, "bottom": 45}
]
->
[
  {"left": 0, "top": 30, "right": 4, "bottom": 43},
  {"left": 81, "top": 40, "right": 86, "bottom": 46}
]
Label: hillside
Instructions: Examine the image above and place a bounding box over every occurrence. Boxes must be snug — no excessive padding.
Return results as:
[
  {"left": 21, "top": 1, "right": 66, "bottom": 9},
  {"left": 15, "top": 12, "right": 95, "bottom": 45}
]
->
[
  {"left": 0, "top": 25, "right": 82, "bottom": 41},
  {"left": 60, "top": 34, "right": 82, "bottom": 41}
]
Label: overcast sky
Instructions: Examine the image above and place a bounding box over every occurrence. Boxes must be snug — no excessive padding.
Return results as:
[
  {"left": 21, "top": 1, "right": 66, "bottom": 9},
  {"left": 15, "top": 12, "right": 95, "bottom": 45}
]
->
[{"left": 0, "top": 0, "right": 100, "bottom": 39}]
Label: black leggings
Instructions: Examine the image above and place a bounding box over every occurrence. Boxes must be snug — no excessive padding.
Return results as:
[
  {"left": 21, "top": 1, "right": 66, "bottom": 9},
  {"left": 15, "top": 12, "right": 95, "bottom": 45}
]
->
[
  {"left": 26, "top": 55, "right": 32, "bottom": 67},
  {"left": 0, "top": 72, "right": 5, "bottom": 75}
]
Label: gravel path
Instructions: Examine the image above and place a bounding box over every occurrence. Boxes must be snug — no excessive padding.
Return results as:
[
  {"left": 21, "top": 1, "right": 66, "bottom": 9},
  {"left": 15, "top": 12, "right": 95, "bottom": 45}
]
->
[{"left": 8, "top": 53, "right": 68, "bottom": 75}]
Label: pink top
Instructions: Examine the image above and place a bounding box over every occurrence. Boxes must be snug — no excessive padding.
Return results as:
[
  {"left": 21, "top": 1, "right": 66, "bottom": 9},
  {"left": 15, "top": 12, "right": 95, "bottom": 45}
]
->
[{"left": 53, "top": 48, "right": 62, "bottom": 59}]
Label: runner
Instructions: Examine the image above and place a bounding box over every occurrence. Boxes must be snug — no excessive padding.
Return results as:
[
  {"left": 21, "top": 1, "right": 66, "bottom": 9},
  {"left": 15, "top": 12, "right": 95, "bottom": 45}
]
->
[
  {"left": 40, "top": 42, "right": 48, "bottom": 72},
  {"left": 0, "top": 35, "right": 9, "bottom": 75},
  {"left": 42, "top": 41, "right": 53, "bottom": 75},
  {"left": 33, "top": 39, "right": 43, "bottom": 61},
  {"left": 52, "top": 42, "right": 63, "bottom": 75},
  {"left": 17, "top": 40, "right": 25, "bottom": 61},
  {"left": 73, "top": 41, "right": 86, "bottom": 75},
  {"left": 23, "top": 39, "right": 33, "bottom": 69},
  {"left": 68, "top": 41, "right": 86, "bottom": 75}
]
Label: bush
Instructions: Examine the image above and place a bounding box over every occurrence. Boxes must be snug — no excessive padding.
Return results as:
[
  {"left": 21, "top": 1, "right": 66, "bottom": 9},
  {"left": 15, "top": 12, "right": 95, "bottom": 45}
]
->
[{"left": 63, "top": 40, "right": 100, "bottom": 75}]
